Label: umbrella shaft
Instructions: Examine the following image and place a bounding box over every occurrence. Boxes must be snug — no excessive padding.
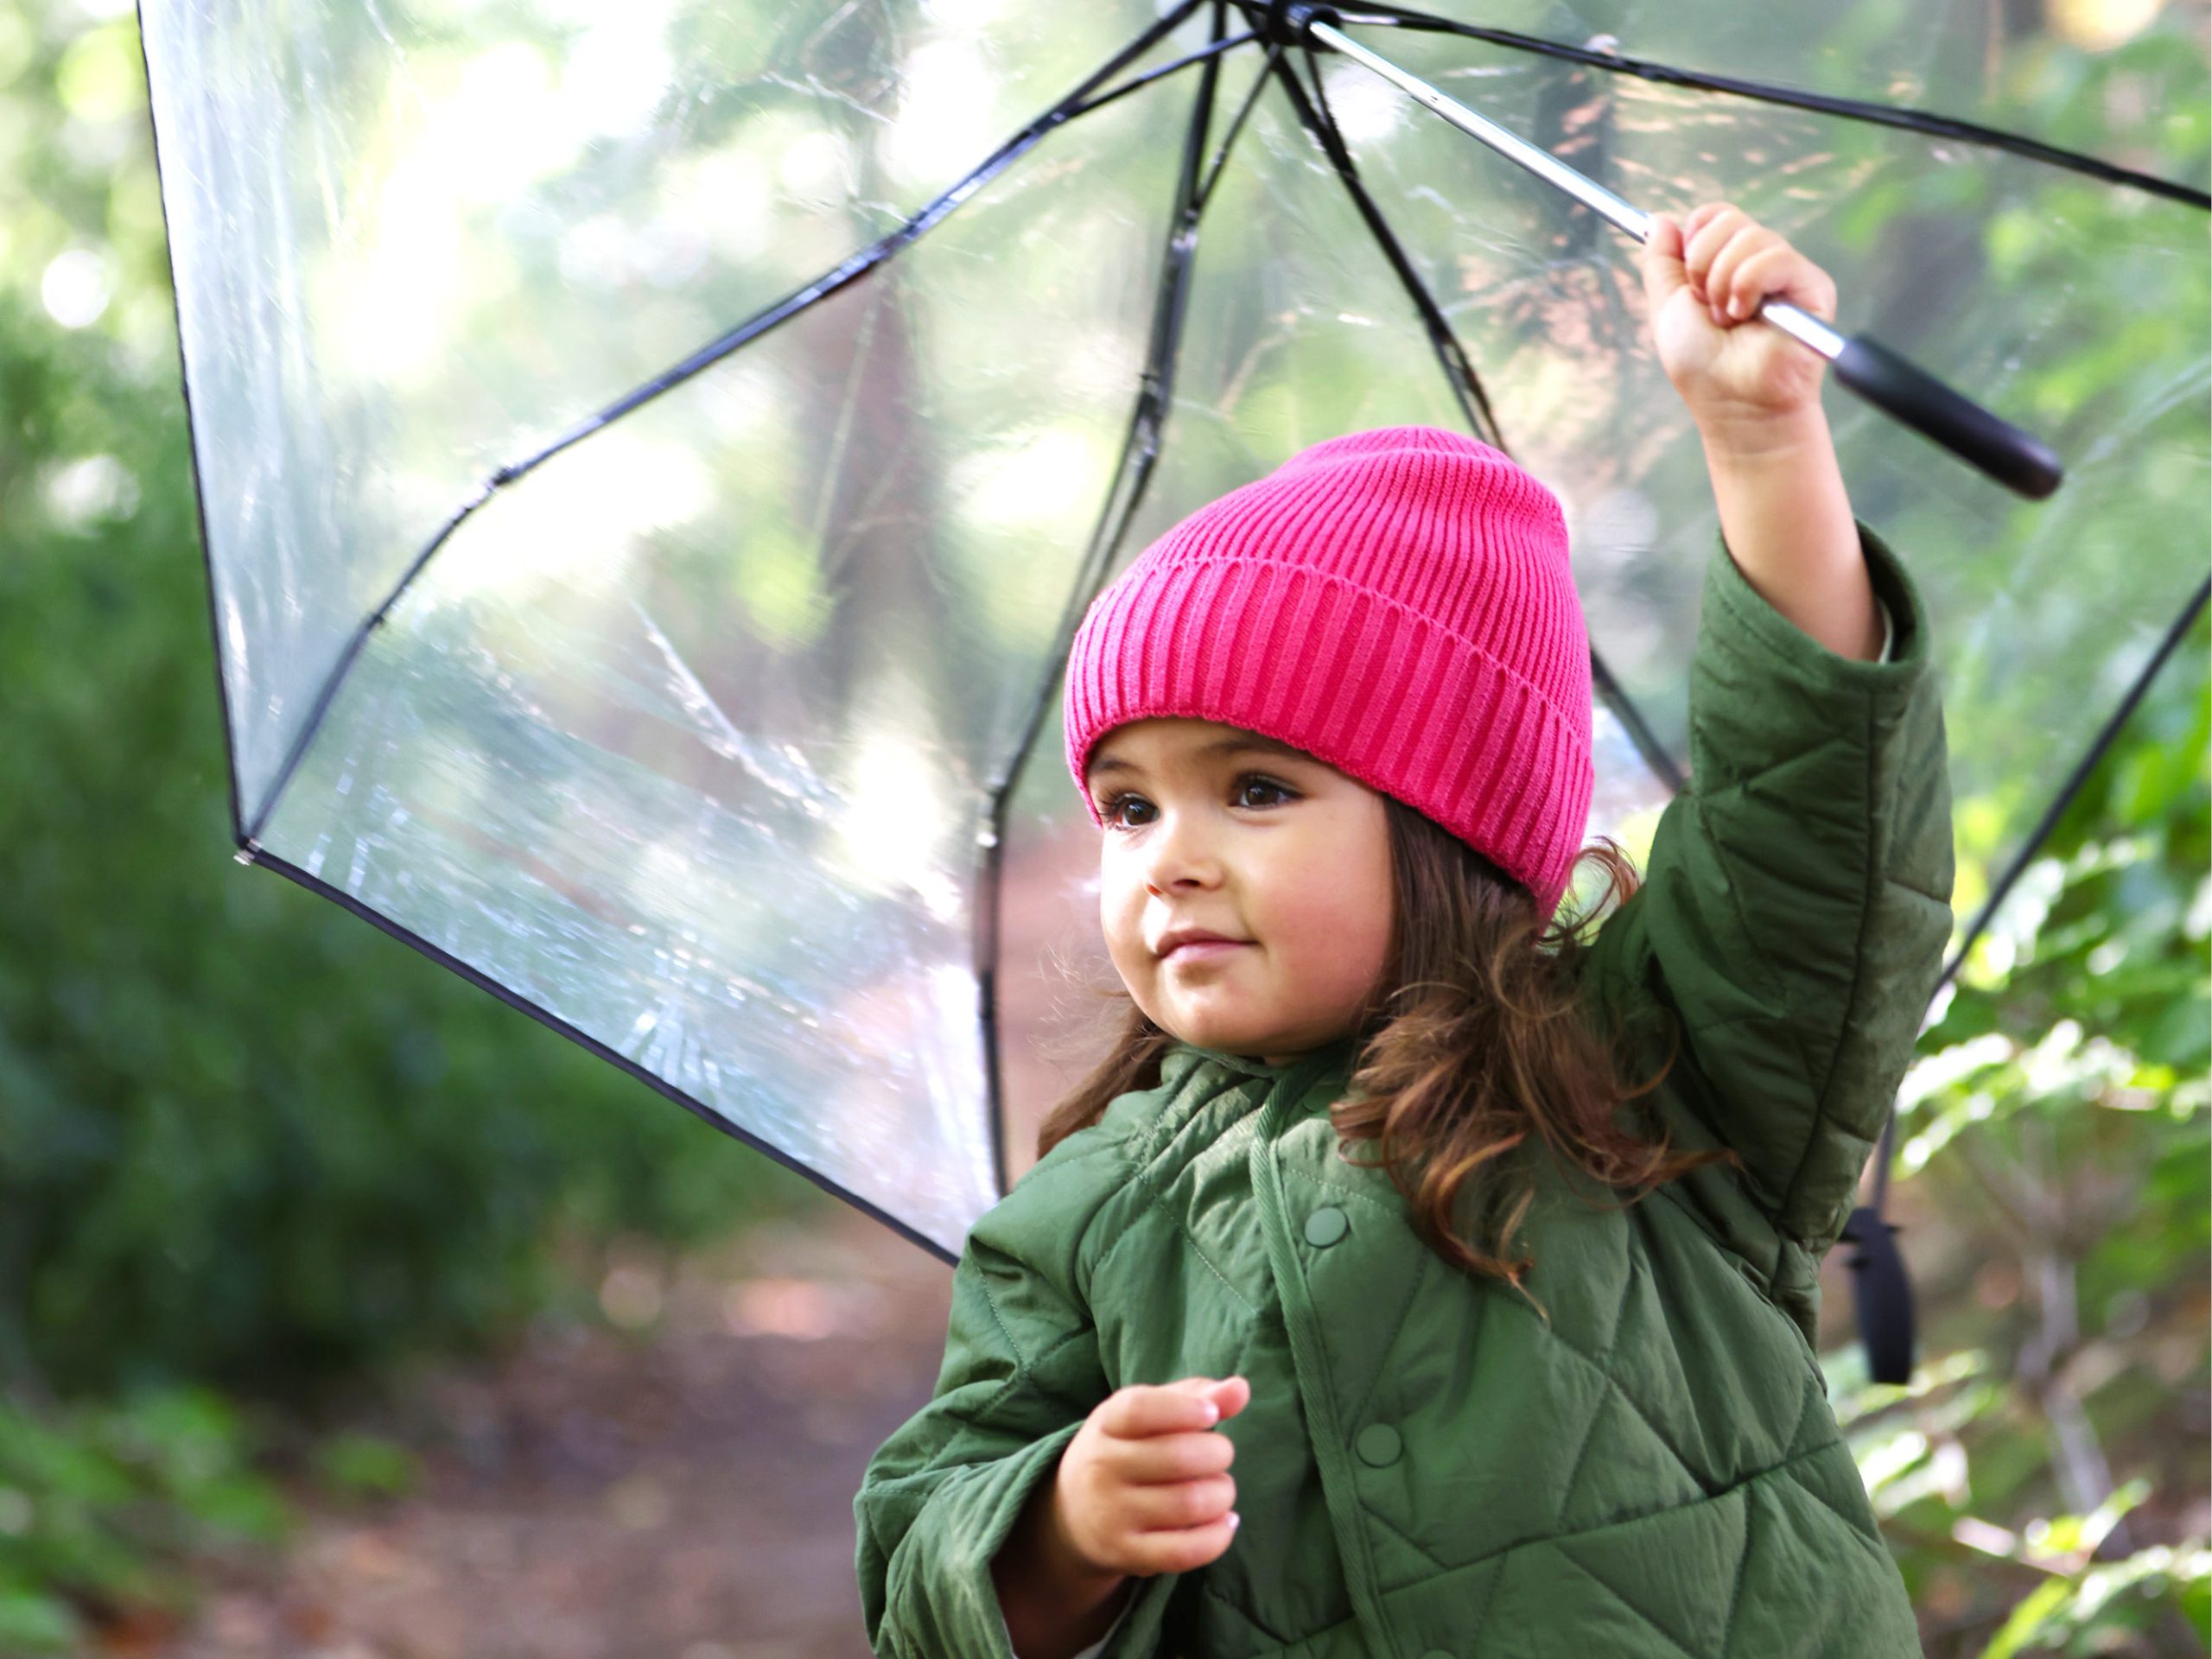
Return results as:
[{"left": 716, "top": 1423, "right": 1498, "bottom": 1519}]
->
[
  {"left": 1309, "top": 19, "right": 1649, "bottom": 238},
  {"left": 1306, "top": 17, "right": 1846, "bottom": 363}
]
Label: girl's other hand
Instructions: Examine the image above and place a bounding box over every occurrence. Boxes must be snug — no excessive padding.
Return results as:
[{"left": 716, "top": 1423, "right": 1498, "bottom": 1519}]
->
[
  {"left": 1640, "top": 202, "right": 1839, "bottom": 446},
  {"left": 1055, "top": 1375, "right": 1249, "bottom": 1578}
]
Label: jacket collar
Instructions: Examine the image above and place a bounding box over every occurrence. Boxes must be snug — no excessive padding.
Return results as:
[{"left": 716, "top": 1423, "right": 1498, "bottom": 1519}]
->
[{"left": 1160, "top": 1031, "right": 1363, "bottom": 1108}]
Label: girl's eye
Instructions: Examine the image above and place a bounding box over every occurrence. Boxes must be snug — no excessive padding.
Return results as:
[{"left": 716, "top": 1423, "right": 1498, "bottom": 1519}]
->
[
  {"left": 1092, "top": 779, "right": 1292, "bottom": 831},
  {"left": 1236, "top": 775, "right": 1295, "bottom": 810},
  {"left": 1096, "top": 791, "right": 1153, "bottom": 829}
]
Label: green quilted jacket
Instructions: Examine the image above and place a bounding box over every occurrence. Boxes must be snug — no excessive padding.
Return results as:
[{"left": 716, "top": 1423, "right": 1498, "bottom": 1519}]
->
[{"left": 856, "top": 525, "right": 1954, "bottom": 1658}]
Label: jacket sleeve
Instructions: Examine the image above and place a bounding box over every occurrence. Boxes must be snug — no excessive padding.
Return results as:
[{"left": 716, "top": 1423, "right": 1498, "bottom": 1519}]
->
[
  {"left": 1581, "top": 521, "right": 1955, "bottom": 1258},
  {"left": 854, "top": 1128, "right": 1180, "bottom": 1659}
]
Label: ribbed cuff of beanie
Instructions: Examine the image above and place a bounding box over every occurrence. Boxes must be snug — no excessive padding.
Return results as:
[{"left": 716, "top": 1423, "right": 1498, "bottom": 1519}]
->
[{"left": 1065, "top": 554, "right": 1593, "bottom": 916}]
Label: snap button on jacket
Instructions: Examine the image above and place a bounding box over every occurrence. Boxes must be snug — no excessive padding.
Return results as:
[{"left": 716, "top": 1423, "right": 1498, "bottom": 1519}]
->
[
  {"left": 856, "top": 525, "right": 1953, "bottom": 1658},
  {"left": 1304, "top": 1207, "right": 1350, "bottom": 1249}
]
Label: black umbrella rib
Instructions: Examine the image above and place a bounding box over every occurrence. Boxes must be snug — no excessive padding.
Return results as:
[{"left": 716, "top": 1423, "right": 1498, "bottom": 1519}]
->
[
  {"left": 1588, "top": 652, "right": 1686, "bottom": 794},
  {"left": 1939, "top": 576, "right": 2212, "bottom": 993},
  {"left": 1065, "top": 29, "right": 1260, "bottom": 122},
  {"left": 239, "top": 0, "right": 1211, "bottom": 846},
  {"left": 1867, "top": 572, "right": 2212, "bottom": 1211},
  {"left": 1274, "top": 45, "right": 1503, "bottom": 449},
  {"left": 1198, "top": 39, "right": 1285, "bottom": 209},
  {"left": 1276, "top": 44, "right": 1688, "bottom": 796},
  {"left": 1332, "top": 5, "right": 2210, "bottom": 211},
  {"left": 979, "top": 3, "right": 1240, "bottom": 1198},
  {"left": 1875, "top": 579, "right": 2202, "bottom": 1211}
]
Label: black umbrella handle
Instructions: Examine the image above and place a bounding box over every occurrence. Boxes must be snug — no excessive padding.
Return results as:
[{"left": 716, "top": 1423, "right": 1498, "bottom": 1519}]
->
[
  {"left": 1298, "top": 10, "right": 2067, "bottom": 501},
  {"left": 1752, "top": 298, "right": 2064, "bottom": 499},
  {"left": 1831, "top": 332, "right": 2063, "bottom": 499},
  {"left": 1839, "top": 1205, "right": 1916, "bottom": 1385}
]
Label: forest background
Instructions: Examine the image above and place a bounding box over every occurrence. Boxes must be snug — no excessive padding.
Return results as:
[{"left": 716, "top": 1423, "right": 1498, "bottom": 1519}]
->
[{"left": 0, "top": 0, "right": 2204, "bottom": 1652}]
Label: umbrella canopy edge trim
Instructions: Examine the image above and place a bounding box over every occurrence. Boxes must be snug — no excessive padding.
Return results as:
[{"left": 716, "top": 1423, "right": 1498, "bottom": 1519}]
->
[
  {"left": 232, "top": 0, "right": 1217, "bottom": 849},
  {"left": 1332, "top": 3, "right": 2211, "bottom": 209},
  {"left": 245, "top": 844, "right": 964, "bottom": 1266},
  {"left": 138, "top": 0, "right": 246, "bottom": 842}
]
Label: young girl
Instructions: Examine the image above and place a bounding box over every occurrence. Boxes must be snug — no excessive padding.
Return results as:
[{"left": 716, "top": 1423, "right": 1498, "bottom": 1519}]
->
[{"left": 855, "top": 203, "right": 1952, "bottom": 1658}]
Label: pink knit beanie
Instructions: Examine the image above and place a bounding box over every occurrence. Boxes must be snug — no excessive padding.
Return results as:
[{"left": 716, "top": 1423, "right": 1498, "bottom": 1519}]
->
[{"left": 1062, "top": 426, "right": 1592, "bottom": 918}]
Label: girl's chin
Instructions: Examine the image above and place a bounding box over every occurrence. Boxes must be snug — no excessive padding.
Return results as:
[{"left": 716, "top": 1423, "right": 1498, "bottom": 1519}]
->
[{"left": 1161, "top": 1012, "right": 1306, "bottom": 1055}]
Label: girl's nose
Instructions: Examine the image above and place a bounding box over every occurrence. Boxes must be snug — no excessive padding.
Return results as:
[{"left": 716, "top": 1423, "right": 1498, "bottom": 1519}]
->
[{"left": 1142, "top": 808, "right": 1224, "bottom": 894}]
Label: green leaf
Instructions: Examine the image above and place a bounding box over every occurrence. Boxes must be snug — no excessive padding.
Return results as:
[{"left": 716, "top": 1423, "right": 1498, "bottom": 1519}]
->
[
  {"left": 0, "top": 1588, "right": 83, "bottom": 1656},
  {"left": 315, "top": 1433, "right": 420, "bottom": 1504},
  {"left": 1981, "top": 1577, "right": 2070, "bottom": 1659}
]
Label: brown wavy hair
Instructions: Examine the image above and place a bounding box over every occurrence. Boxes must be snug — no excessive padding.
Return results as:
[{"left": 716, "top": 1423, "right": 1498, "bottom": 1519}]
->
[{"left": 1033, "top": 795, "right": 1734, "bottom": 1299}]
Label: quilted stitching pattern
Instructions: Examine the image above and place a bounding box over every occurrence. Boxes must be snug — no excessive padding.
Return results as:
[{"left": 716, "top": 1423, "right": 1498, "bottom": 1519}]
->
[
  {"left": 1556, "top": 1553, "right": 1709, "bottom": 1659},
  {"left": 1466, "top": 1439, "right": 1910, "bottom": 1658},
  {"left": 1549, "top": 1234, "right": 1644, "bottom": 1532}
]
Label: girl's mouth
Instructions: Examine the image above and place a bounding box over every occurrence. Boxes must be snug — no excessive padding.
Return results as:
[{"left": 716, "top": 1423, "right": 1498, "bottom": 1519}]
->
[{"left": 1166, "top": 939, "right": 1250, "bottom": 965}]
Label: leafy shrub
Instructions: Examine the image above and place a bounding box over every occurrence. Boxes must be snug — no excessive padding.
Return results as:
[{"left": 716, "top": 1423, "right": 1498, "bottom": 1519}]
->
[{"left": 0, "top": 1387, "right": 286, "bottom": 1653}]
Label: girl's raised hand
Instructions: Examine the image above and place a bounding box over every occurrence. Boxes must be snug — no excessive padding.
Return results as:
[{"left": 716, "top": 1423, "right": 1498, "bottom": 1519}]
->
[
  {"left": 1640, "top": 202, "right": 1839, "bottom": 441},
  {"left": 1054, "top": 1375, "right": 1249, "bottom": 1578}
]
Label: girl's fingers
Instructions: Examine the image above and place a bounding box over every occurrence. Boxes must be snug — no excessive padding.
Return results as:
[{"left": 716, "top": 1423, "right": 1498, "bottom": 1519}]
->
[
  {"left": 1642, "top": 213, "right": 1686, "bottom": 280},
  {"left": 1074, "top": 1380, "right": 1250, "bottom": 1578},
  {"left": 1681, "top": 203, "right": 1747, "bottom": 290},
  {"left": 1680, "top": 200, "right": 1726, "bottom": 245},
  {"left": 1112, "top": 1428, "right": 1236, "bottom": 1484},
  {"left": 1125, "top": 1510, "right": 1243, "bottom": 1576},
  {"left": 1738, "top": 243, "right": 1837, "bottom": 321},
  {"left": 1713, "top": 243, "right": 1836, "bottom": 327},
  {"left": 1712, "top": 240, "right": 1765, "bottom": 312},
  {"left": 1644, "top": 199, "right": 1839, "bottom": 414},
  {"left": 1126, "top": 1472, "right": 1236, "bottom": 1531},
  {"left": 1701, "top": 224, "right": 1779, "bottom": 321},
  {"left": 1206, "top": 1375, "right": 1252, "bottom": 1422},
  {"left": 1637, "top": 213, "right": 1692, "bottom": 317},
  {"left": 1097, "top": 1379, "right": 1234, "bottom": 1440},
  {"left": 1674, "top": 205, "right": 1838, "bottom": 328}
]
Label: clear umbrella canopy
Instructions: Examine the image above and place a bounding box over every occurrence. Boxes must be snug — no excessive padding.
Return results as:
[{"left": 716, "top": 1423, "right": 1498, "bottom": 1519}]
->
[{"left": 141, "top": 0, "right": 2209, "bottom": 1260}]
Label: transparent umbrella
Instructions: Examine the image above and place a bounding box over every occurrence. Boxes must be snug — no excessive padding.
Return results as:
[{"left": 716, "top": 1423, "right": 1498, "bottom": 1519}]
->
[{"left": 140, "top": 0, "right": 2207, "bottom": 1313}]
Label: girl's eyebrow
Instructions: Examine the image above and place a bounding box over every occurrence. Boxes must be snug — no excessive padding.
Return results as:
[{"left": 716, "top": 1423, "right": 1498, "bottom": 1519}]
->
[{"left": 1088, "top": 734, "right": 1309, "bottom": 779}]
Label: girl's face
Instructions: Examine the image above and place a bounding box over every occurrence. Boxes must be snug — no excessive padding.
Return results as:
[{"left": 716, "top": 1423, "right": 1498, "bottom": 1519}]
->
[{"left": 1086, "top": 717, "right": 1395, "bottom": 1065}]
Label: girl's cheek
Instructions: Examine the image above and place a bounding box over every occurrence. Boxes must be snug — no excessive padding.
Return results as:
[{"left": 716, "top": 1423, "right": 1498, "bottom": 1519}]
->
[
  {"left": 1097, "top": 856, "right": 1145, "bottom": 962},
  {"left": 1290, "top": 901, "right": 1385, "bottom": 995},
  {"left": 1301, "top": 804, "right": 1394, "bottom": 991}
]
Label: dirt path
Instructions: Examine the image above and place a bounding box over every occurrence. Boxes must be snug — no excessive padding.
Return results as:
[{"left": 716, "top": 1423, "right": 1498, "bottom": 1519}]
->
[{"left": 155, "top": 1208, "right": 955, "bottom": 1659}]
